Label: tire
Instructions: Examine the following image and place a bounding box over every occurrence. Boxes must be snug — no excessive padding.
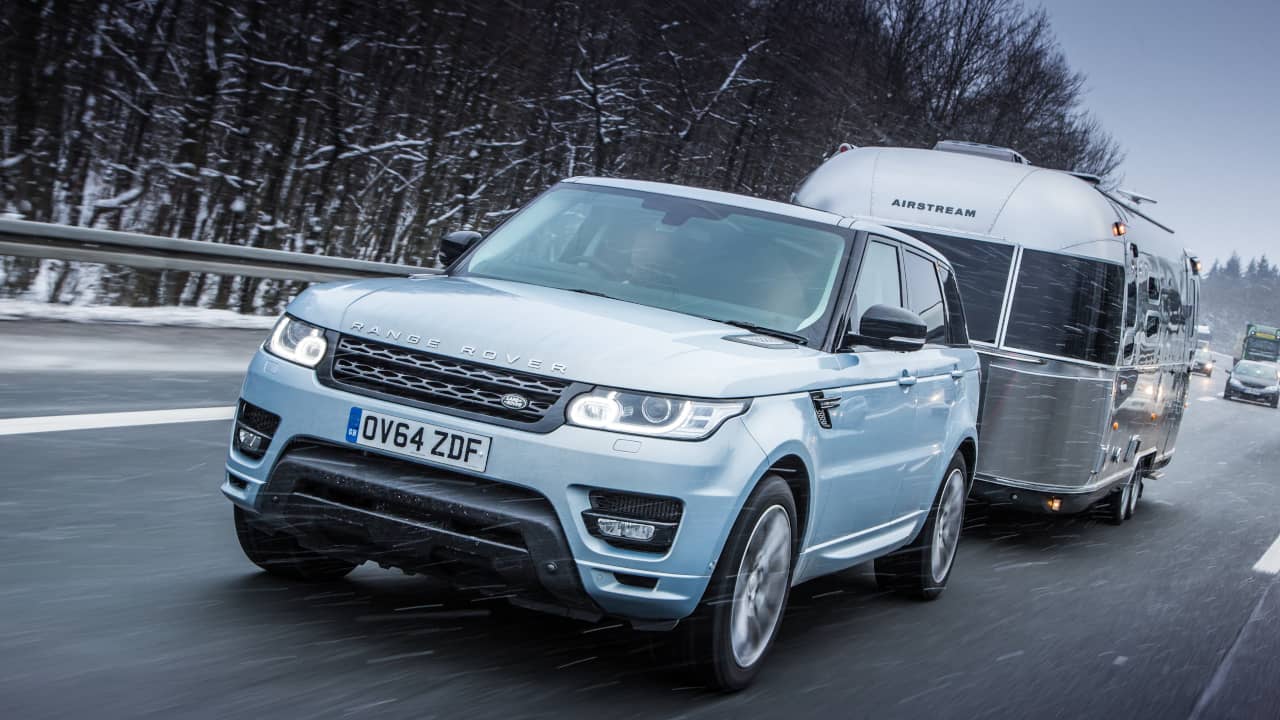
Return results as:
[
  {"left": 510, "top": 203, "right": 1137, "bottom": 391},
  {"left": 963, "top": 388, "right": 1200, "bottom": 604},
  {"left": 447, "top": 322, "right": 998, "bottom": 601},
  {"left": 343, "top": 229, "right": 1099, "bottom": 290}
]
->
[
  {"left": 1106, "top": 466, "right": 1139, "bottom": 525},
  {"left": 1126, "top": 471, "right": 1141, "bottom": 518},
  {"left": 874, "top": 453, "right": 968, "bottom": 601},
  {"left": 234, "top": 506, "right": 358, "bottom": 581},
  {"left": 1206, "top": 369, "right": 1213, "bottom": 379},
  {"left": 679, "top": 475, "right": 796, "bottom": 692}
]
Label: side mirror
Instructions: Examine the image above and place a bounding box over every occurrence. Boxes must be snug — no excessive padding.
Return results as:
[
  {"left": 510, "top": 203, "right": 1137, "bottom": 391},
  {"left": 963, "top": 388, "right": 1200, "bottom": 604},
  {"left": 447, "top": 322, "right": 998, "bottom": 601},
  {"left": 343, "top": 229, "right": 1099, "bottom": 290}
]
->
[
  {"left": 438, "top": 230, "right": 482, "bottom": 267},
  {"left": 848, "top": 304, "right": 927, "bottom": 352}
]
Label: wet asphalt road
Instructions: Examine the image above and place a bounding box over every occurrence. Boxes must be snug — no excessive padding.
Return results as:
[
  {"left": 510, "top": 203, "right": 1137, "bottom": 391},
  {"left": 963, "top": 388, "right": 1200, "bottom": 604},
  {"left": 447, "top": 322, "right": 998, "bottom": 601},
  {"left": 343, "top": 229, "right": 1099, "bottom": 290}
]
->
[{"left": 1, "top": 321, "right": 1278, "bottom": 719}]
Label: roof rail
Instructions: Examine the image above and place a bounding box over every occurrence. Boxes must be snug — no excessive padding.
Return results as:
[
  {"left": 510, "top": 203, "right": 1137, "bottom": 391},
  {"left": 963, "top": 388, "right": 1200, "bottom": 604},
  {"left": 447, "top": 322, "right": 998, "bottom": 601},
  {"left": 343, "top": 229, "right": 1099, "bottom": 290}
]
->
[{"left": 933, "top": 139, "right": 1029, "bottom": 165}]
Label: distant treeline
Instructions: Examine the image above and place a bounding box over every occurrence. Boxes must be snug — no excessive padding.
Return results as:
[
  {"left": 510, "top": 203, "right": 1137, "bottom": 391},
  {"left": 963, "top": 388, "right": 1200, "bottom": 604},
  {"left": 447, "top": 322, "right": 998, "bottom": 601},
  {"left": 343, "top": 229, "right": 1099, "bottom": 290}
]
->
[
  {"left": 1200, "top": 255, "right": 1280, "bottom": 355},
  {"left": 0, "top": 0, "right": 1122, "bottom": 313}
]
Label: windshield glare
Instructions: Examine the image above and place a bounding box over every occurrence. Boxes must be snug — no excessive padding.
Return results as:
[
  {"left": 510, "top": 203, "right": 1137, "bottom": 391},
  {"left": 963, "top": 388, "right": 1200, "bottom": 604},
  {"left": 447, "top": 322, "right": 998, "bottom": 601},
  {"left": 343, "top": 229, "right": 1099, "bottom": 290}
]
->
[
  {"left": 1233, "top": 362, "right": 1278, "bottom": 381},
  {"left": 458, "top": 185, "right": 850, "bottom": 344}
]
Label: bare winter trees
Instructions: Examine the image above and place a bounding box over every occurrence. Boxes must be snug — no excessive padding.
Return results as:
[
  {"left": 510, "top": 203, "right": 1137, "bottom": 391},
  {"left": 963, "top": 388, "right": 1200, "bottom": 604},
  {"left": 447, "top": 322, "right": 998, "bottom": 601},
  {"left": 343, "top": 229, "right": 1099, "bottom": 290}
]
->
[{"left": 0, "top": 0, "right": 1123, "bottom": 312}]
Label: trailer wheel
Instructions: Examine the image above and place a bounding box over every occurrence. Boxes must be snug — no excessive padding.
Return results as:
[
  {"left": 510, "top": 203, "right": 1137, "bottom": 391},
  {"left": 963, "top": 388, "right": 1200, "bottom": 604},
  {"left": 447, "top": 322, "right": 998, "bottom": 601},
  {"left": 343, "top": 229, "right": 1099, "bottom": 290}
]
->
[{"left": 1106, "top": 466, "right": 1140, "bottom": 525}]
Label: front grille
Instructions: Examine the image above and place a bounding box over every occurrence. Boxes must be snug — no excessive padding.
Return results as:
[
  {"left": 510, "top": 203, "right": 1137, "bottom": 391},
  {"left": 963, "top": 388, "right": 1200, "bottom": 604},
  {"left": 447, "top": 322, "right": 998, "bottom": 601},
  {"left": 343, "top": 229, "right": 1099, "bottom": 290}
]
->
[{"left": 327, "top": 335, "right": 572, "bottom": 424}]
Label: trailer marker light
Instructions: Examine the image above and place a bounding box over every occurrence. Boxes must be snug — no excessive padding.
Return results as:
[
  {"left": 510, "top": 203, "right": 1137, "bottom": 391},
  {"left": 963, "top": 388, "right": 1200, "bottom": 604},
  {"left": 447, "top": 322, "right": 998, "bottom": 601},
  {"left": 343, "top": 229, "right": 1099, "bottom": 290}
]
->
[
  {"left": 1112, "top": 421, "right": 1120, "bottom": 431},
  {"left": 1047, "top": 497, "right": 1062, "bottom": 512},
  {"left": 1112, "top": 222, "right": 1127, "bottom": 237},
  {"left": 1151, "top": 412, "right": 1158, "bottom": 421}
]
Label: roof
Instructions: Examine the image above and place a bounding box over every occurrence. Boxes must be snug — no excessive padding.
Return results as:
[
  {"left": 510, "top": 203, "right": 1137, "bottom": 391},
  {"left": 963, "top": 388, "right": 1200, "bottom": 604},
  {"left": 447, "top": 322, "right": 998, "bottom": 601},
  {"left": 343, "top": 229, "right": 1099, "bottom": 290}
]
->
[
  {"left": 793, "top": 147, "right": 1183, "bottom": 265},
  {"left": 563, "top": 176, "right": 847, "bottom": 227}
]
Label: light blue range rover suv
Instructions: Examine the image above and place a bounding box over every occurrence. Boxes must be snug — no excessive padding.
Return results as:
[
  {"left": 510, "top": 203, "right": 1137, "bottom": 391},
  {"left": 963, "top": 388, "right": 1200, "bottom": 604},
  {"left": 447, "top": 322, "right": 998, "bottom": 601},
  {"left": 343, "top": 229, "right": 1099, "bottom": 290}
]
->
[{"left": 223, "top": 178, "right": 980, "bottom": 689}]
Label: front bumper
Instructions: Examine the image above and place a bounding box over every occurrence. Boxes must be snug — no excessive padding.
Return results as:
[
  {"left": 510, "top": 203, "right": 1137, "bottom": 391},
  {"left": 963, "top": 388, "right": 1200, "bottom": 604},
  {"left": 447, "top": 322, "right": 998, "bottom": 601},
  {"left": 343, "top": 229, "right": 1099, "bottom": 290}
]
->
[
  {"left": 223, "top": 351, "right": 768, "bottom": 621},
  {"left": 1225, "top": 385, "right": 1278, "bottom": 404}
]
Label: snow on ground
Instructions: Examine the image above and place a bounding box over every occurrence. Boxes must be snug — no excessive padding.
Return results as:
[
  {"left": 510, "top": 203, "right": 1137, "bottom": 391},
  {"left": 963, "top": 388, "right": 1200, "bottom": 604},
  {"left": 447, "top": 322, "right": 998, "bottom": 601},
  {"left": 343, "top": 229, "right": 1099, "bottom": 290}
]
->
[
  {"left": 0, "top": 299, "right": 277, "bottom": 329},
  {"left": 0, "top": 317, "right": 266, "bottom": 373}
]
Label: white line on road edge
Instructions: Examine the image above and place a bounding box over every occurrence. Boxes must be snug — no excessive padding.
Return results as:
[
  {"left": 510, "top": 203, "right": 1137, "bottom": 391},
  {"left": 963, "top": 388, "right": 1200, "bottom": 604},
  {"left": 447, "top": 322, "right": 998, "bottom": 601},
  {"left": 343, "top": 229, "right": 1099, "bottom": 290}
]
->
[
  {"left": 1253, "top": 534, "right": 1280, "bottom": 575},
  {"left": 0, "top": 406, "right": 236, "bottom": 436}
]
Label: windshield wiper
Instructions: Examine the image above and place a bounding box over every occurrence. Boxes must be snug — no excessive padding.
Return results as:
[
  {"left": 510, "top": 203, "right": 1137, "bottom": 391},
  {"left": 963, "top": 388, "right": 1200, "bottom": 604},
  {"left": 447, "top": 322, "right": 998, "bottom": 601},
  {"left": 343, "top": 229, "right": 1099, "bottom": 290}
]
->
[
  {"left": 718, "top": 320, "right": 808, "bottom": 345},
  {"left": 564, "top": 287, "right": 617, "bottom": 300}
]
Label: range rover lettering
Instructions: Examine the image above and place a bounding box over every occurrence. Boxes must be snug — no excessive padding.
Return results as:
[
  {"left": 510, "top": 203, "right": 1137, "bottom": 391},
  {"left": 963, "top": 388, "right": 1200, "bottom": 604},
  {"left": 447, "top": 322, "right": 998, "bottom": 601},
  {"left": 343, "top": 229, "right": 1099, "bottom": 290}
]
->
[{"left": 223, "top": 178, "right": 980, "bottom": 690}]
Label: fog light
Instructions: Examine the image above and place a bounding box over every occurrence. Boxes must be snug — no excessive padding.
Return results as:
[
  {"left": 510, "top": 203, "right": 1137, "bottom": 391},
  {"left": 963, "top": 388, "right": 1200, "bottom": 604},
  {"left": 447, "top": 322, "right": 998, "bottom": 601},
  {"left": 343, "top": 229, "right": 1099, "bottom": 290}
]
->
[
  {"left": 596, "top": 517, "right": 656, "bottom": 542},
  {"left": 236, "top": 427, "right": 268, "bottom": 455},
  {"left": 1047, "top": 497, "right": 1062, "bottom": 512}
]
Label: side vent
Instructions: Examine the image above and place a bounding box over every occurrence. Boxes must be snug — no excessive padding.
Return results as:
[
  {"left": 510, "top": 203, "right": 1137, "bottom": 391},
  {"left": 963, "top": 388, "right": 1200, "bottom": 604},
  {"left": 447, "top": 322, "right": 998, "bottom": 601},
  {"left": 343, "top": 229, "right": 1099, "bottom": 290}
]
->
[
  {"left": 933, "top": 139, "right": 1029, "bottom": 165},
  {"left": 809, "top": 391, "right": 841, "bottom": 429}
]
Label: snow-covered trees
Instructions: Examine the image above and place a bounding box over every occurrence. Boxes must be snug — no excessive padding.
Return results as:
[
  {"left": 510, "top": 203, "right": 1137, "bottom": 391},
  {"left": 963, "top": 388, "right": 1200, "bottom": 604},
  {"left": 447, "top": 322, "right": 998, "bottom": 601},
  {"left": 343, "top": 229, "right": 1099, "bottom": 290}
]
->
[{"left": 0, "top": 0, "right": 1123, "bottom": 312}]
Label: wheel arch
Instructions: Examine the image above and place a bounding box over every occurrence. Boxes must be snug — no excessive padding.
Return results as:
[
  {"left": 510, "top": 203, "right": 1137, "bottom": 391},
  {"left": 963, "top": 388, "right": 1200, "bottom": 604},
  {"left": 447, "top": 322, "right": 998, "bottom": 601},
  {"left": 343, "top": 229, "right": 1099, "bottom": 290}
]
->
[
  {"left": 956, "top": 435, "right": 978, "bottom": 489},
  {"left": 760, "top": 453, "right": 811, "bottom": 549}
]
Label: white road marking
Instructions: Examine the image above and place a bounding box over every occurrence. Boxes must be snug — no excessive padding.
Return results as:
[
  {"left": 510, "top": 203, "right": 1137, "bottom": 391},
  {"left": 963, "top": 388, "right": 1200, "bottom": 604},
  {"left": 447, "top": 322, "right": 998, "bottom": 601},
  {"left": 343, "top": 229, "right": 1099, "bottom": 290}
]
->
[
  {"left": 1197, "top": 396, "right": 1216, "bottom": 402},
  {"left": 1253, "top": 534, "right": 1280, "bottom": 575},
  {"left": 0, "top": 406, "right": 235, "bottom": 436}
]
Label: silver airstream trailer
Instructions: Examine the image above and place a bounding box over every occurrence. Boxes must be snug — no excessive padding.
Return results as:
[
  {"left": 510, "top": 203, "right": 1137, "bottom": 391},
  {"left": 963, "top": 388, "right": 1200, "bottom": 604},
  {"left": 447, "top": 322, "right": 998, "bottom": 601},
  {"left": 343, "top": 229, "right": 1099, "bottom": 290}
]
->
[{"left": 794, "top": 142, "right": 1200, "bottom": 523}]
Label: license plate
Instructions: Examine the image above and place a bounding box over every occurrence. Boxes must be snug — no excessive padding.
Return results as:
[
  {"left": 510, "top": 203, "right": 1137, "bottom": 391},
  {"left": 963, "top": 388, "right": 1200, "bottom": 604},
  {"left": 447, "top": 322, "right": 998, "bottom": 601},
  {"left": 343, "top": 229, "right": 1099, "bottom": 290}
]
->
[{"left": 345, "top": 407, "right": 490, "bottom": 472}]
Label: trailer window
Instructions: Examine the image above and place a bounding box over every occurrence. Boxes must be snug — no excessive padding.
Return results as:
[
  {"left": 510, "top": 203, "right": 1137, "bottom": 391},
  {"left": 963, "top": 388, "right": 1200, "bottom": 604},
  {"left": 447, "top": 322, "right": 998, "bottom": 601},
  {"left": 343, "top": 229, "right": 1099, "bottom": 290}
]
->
[
  {"left": 1004, "top": 250, "right": 1125, "bottom": 364},
  {"left": 894, "top": 230, "right": 1013, "bottom": 343}
]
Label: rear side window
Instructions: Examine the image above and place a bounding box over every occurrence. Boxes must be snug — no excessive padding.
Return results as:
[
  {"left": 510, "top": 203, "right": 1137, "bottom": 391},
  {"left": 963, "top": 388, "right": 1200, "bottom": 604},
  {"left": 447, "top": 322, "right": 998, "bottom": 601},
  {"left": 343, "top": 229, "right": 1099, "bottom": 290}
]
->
[
  {"left": 851, "top": 240, "right": 902, "bottom": 326},
  {"left": 896, "top": 229, "right": 1013, "bottom": 343},
  {"left": 938, "top": 265, "right": 969, "bottom": 345},
  {"left": 1004, "top": 249, "right": 1126, "bottom": 364},
  {"left": 902, "top": 251, "right": 946, "bottom": 344}
]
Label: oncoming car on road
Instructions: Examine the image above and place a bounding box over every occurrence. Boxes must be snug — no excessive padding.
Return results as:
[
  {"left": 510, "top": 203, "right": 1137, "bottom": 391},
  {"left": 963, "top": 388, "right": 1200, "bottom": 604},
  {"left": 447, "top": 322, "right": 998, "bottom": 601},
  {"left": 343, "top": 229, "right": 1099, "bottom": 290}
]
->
[
  {"left": 1224, "top": 360, "right": 1280, "bottom": 408},
  {"left": 222, "top": 178, "right": 980, "bottom": 690}
]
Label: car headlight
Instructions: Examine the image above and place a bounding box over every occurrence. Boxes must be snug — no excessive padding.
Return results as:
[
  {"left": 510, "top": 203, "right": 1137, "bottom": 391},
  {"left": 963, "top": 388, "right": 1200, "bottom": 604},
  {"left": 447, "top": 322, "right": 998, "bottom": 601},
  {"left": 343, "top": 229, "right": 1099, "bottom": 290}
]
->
[
  {"left": 1265, "top": 386, "right": 1280, "bottom": 393},
  {"left": 265, "top": 315, "right": 328, "bottom": 368},
  {"left": 566, "top": 388, "right": 748, "bottom": 440},
  {"left": 1229, "top": 378, "right": 1243, "bottom": 388}
]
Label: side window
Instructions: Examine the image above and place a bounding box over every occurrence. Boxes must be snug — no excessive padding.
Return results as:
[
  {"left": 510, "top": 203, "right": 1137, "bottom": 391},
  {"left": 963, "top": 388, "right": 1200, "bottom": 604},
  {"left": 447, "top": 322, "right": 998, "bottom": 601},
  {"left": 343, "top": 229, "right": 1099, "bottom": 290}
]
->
[
  {"left": 902, "top": 250, "right": 947, "bottom": 344},
  {"left": 851, "top": 240, "right": 903, "bottom": 327},
  {"left": 938, "top": 265, "right": 969, "bottom": 345}
]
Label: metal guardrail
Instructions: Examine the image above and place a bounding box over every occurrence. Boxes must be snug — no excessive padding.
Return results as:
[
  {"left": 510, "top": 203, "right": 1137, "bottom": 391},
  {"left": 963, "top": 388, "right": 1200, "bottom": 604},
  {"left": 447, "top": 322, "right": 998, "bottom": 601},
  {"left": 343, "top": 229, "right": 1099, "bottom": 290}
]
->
[{"left": 0, "top": 218, "right": 435, "bottom": 282}]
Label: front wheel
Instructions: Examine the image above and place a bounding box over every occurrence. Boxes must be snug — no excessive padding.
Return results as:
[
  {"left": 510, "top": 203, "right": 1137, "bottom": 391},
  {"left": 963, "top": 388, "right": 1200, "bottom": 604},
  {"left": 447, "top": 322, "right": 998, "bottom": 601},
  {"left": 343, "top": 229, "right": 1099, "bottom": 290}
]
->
[
  {"left": 234, "top": 507, "right": 358, "bottom": 581},
  {"left": 874, "top": 453, "right": 968, "bottom": 601},
  {"left": 680, "top": 475, "right": 796, "bottom": 692}
]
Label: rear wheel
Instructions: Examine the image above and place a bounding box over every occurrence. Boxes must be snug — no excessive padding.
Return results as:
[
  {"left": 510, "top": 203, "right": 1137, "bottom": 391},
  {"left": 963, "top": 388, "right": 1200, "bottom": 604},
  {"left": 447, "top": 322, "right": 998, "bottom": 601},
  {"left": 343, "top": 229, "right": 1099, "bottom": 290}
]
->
[
  {"left": 680, "top": 475, "right": 795, "bottom": 692},
  {"left": 875, "top": 453, "right": 968, "bottom": 601},
  {"left": 234, "top": 507, "right": 358, "bottom": 581},
  {"left": 1106, "top": 466, "right": 1140, "bottom": 525}
]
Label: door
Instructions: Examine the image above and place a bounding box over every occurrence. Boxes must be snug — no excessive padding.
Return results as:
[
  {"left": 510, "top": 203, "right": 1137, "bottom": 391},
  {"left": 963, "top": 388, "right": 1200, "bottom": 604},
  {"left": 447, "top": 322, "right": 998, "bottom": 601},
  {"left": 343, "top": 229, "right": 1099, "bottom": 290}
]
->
[
  {"left": 808, "top": 238, "right": 920, "bottom": 562},
  {"left": 896, "top": 250, "right": 963, "bottom": 515}
]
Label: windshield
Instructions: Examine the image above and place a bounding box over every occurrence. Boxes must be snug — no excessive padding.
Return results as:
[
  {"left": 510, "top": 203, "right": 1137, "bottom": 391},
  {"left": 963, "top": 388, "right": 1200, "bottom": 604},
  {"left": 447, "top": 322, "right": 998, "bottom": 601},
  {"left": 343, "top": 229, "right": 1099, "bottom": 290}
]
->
[
  {"left": 1243, "top": 337, "right": 1279, "bottom": 359},
  {"left": 1233, "top": 361, "right": 1278, "bottom": 382},
  {"left": 1002, "top": 249, "right": 1126, "bottom": 364},
  {"left": 457, "top": 184, "right": 851, "bottom": 345}
]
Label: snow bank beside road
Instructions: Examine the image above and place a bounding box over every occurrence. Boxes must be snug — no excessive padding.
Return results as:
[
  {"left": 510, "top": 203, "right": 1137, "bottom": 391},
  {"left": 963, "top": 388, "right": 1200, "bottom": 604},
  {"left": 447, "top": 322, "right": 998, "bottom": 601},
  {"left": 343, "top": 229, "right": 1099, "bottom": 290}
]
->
[{"left": 0, "top": 299, "right": 277, "bottom": 329}]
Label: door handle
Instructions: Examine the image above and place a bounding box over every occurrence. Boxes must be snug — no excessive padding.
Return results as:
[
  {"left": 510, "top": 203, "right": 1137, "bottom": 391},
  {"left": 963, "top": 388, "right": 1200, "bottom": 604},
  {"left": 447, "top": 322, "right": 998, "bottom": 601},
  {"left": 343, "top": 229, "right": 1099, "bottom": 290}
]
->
[
  {"left": 898, "top": 372, "right": 917, "bottom": 387},
  {"left": 950, "top": 369, "right": 965, "bottom": 380}
]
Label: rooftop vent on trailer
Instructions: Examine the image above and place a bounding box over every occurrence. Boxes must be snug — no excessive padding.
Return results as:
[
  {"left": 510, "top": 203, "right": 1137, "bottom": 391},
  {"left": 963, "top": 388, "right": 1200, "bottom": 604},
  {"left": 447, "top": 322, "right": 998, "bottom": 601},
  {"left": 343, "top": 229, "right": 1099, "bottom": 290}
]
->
[{"left": 932, "top": 139, "right": 1029, "bottom": 165}]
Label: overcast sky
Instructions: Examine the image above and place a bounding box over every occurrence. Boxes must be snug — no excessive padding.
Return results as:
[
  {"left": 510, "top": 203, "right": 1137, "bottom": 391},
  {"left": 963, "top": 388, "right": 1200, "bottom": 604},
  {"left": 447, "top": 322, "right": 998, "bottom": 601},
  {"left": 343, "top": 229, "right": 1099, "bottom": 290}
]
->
[{"left": 1041, "top": 0, "right": 1279, "bottom": 266}]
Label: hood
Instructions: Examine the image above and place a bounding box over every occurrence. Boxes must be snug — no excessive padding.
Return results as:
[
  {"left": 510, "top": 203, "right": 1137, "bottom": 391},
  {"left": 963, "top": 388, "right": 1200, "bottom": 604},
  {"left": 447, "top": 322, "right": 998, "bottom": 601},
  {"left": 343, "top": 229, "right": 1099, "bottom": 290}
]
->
[{"left": 289, "top": 275, "right": 857, "bottom": 397}]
